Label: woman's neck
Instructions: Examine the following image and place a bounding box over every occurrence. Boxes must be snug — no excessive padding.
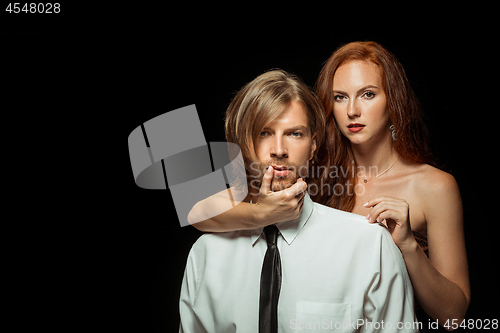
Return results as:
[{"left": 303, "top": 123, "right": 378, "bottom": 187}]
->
[{"left": 350, "top": 135, "right": 398, "bottom": 180}]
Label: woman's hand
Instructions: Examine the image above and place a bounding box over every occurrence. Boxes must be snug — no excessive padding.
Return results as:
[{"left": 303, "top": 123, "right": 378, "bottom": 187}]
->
[
  {"left": 252, "top": 167, "right": 307, "bottom": 226},
  {"left": 364, "top": 196, "right": 417, "bottom": 251}
]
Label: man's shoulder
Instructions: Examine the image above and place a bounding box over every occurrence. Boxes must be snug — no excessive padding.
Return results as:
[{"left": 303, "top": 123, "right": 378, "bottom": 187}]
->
[
  {"left": 312, "top": 202, "right": 381, "bottom": 230},
  {"left": 311, "top": 202, "right": 397, "bottom": 244},
  {"left": 190, "top": 229, "right": 252, "bottom": 251},
  {"left": 312, "top": 203, "right": 408, "bottom": 271}
]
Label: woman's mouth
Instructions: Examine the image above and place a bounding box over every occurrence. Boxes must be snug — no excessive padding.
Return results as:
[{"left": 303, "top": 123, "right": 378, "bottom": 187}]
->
[{"left": 348, "top": 123, "right": 365, "bottom": 132}]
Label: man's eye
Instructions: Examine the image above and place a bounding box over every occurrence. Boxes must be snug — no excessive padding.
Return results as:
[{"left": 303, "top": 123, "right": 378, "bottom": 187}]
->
[{"left": 291, "top": 132, "right": 302, "bottom": 137}]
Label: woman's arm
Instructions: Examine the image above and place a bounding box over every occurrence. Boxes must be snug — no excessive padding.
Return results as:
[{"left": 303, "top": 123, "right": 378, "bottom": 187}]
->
[
  {"left": 365, "top": 173, "right": 470, "bottom": 330},
  {"left": 406, "top": 173, "right": 470, "bottom": 329},
  {"left": 188, "top": 167, "right": 307, "bottom": 232}
]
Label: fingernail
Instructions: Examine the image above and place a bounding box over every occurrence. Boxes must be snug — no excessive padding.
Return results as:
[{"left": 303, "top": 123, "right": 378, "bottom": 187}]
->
[
  {"left": 363, "top": 202, "right": 369, "bottom": 207},
  {"left": 366, "top": 214, "right": 370, "bottom": 220},
  {"left": 266, "top": 167, "right": 272, "bottom": 173}
]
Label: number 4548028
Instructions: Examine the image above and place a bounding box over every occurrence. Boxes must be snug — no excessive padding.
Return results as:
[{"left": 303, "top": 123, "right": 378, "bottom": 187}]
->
[
  {"left": 444, "top": 318, "right": 498, "bottom": 330},
  {"left": 6, "top": 3, "right": 60, "bottom": 13}
]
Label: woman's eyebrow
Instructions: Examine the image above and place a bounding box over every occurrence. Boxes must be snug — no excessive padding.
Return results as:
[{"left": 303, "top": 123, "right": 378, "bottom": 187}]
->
[{"left": 333, "top": 85, "right": 379, "bottom": 95}]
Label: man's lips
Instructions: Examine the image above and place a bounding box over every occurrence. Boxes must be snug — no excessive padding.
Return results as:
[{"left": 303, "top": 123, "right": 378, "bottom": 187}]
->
[
  {"left": 271, "top": 165, "right": 291, "bottom": 177},
  {"left": 348, "top": 123, "right": 365, "bottom": 132}
]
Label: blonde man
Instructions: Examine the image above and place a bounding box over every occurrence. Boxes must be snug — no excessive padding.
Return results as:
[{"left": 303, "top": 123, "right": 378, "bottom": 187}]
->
[{"left": 179, "top": 70, "right": 418, "bottom": 332}]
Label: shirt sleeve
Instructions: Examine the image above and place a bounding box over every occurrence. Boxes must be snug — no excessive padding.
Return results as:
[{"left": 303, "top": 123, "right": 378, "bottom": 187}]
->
[
  {"left": 178, "top": 241, "right": 205, "bottom": 333},
  {"left": 362, "top": 229, "right": 419, "bottom": 333}
]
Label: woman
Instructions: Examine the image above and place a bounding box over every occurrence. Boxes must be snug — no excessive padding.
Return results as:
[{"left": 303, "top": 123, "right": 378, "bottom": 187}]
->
[
  {"left": 190, "top": 41, "right": 470, "bottom": 329},
  {"left": 312, "top": 41, "right": 470, "bottom": 329}
]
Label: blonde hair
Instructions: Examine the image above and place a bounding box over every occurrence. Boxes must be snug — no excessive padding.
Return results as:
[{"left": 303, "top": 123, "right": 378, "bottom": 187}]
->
[{"left": 225, "top": 69, "right": 325, "bottom": 179}]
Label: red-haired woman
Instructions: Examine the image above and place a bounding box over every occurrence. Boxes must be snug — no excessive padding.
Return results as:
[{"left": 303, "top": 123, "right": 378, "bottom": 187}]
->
[{"left": 311, "top": 41, "right": 470, "bottom": 329}]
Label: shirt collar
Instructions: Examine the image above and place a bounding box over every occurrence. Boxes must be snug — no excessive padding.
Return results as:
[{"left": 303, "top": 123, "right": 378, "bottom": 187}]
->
[{"left": 250, "top": 192, "right": 314, "bottom": 246}]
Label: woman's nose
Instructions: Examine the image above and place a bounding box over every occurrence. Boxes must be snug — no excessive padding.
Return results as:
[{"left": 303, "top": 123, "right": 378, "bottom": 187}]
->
[{"left": 347, "top": 99, "right": 361, "bottom": 118}]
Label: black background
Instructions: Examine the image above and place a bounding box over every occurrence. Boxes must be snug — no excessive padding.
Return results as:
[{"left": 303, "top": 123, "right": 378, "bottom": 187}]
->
[{"left": 2, "top": 5, "right": 497, "bottom": 332}]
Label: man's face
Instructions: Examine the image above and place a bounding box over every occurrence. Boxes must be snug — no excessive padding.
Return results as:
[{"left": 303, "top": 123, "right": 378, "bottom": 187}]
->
[{"left": 249, "top": 101, "right": 317, "bottom": 192}]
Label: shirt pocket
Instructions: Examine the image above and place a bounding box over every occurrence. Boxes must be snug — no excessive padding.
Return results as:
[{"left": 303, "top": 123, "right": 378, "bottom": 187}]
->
[{"left": 295, "top": 301, "right": 353, "bottom": 332}]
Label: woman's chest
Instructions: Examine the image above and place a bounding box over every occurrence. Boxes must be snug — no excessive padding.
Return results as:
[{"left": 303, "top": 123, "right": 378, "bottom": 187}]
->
[{"left": 350, "top": 179, "right": 427, "bottom": 235}]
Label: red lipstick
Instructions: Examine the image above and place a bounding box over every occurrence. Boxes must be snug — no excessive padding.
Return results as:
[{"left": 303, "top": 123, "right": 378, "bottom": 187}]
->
[{"left": 348, "top": 123, "right": 365, "bottom": 132}]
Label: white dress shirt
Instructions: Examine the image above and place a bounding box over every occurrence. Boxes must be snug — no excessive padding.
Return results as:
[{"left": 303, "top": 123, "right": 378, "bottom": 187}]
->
[{"left": 179, "top": 193, "right": 418, "bottom": 332}]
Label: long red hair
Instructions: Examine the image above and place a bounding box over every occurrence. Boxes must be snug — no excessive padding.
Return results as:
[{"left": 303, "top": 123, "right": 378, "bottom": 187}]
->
[{"left": 311, "top": 41, "right": 434, "bottom": 211}]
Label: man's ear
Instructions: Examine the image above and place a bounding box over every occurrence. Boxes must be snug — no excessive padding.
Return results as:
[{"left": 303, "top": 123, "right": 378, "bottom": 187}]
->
[{"left": 309, "top": 132, "right": 317, "bottom": 161}]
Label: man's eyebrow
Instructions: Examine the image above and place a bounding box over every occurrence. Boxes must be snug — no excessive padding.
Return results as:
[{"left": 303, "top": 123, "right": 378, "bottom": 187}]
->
[
  {"left": 287, "top": 125, "right": 309, "bottom": 132},
  {"left": 261, "top": 125, "right": 310, "bottom": 132}
]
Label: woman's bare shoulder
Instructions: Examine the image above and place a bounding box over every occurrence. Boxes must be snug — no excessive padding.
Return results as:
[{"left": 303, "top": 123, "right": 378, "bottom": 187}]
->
[
  {"left": 409, "top": 164, "right": 462, "bottom": 220},
  {"left": 412, "top": 164, "right": 458, "bottom": 194}
]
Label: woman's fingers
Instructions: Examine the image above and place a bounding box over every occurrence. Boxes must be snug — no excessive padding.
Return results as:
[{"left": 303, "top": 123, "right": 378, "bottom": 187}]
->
[
  {"left": 364, "top": 196, "right": 400, "bottom": 208},
  {"left": 364, "top": 197, "right": 414, "bottom": 249},
  {"left": 283, "top": 178, "right": 307, "bottom": 198},
  {"left": 366, "top": 201, "right": 407, "bottom": 223},
  {"left": 255, "top": 176, "right": 307, "bottom": 222},
  {"left": 259, "top": 167, "right": 274, "bottom": 195}
]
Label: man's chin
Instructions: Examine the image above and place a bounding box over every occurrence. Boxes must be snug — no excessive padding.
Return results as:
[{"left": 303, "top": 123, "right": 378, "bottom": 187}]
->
[{"left": 271, "top": 176, "right": 297, "bottom": 192}]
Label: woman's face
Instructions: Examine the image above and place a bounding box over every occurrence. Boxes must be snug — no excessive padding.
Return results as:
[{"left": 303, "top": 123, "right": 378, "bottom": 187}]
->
[{"left": 332, "top": 60, "right": 390, "bottom": 147}]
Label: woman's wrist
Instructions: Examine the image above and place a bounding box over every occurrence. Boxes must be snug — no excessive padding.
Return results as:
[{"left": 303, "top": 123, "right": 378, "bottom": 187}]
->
[
  {"left": 247, "top": 202, "right": 262, "bottom": 228},
  {"left": 235, "top": 201, "right": 264, "bottom": 230},
  {"left": 398, "top": 237, "right": 420, "bottom": 258}
]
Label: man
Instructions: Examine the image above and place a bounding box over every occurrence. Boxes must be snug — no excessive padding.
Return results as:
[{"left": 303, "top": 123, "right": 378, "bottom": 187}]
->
[{"left": 179, "top": 70, "right": 418, "bottom": 332}]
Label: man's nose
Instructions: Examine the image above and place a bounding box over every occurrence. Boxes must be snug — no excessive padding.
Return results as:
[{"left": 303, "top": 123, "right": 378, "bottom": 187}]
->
[
  {"left": 270, "top": 136, "right": 288, "bottom": 159},
  {"left": 347, "top": 99, "right": 361, "bottom": 118}
]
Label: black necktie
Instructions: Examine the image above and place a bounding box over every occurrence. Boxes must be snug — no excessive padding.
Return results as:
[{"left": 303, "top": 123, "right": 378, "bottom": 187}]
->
[{"left": 259, "top": 225, "right": 282, "bottom": 333}]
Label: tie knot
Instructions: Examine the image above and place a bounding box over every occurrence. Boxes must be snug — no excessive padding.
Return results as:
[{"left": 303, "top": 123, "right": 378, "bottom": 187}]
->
[{"left": 263, "top": 225, "right": 279, "bottom": 246}]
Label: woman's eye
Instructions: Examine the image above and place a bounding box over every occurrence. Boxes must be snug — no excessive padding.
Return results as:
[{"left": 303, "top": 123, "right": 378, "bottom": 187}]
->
[
  {"left": 259, "top": 131, "right": 268, "bottom": 136},
  {"left": 363, "top": 91, "right": 375, "bottom": 99},
  {"left": 334, "top": 95, "right": 346, "bottom": 102}
]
